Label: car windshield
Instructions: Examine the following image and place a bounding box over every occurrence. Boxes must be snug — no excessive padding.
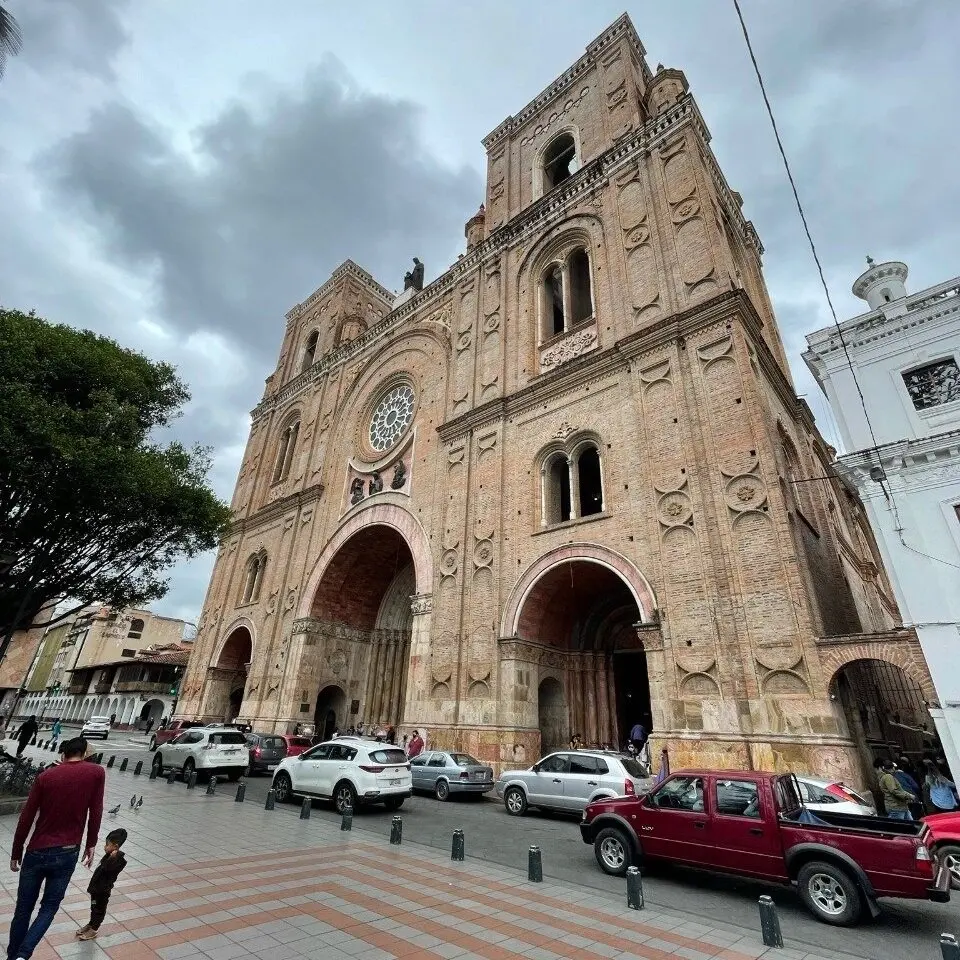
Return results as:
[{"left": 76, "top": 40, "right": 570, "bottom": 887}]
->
[
  {"left": 208, "top": 732, "right": 247, "bottom": 745},
  {"left": 369, "top": 749, "right": 408, "bottom": 765},
  {"left": 620, "top": 757, "right": 646, "bottom": 778},
  {"left": 89, "top": 717, "right": 110, "bottom": 724},
  {"left": 288, "top": 737, "right": 312, "bottom": 748},
  {"left": 450, "top": 753, "right": 481, "bottom": 767}
]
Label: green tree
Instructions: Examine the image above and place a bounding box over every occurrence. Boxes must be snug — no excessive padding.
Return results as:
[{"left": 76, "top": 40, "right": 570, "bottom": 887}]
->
[
  {"left": 0, "top": 307, "right": 232, "bottom": 658},
  {"left": 0, "top": 3, "right": 22, "bottom": 80}
]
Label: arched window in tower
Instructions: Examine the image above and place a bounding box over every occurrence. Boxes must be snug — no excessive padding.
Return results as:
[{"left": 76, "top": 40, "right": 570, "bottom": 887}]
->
[
  {"left": 542, "top": 132, "right": 577, "bottom": 193},
  {"left": 543, "top": 265, "right": 565, "bottom": 338},
  {"left": 543, "top": 453, "right": 572, "bottom": 525},
  {"left": 241, "top": 552, "right": 267, "bottom": 605},
  {"left": 568, "top": 247, "right": 592, "bottom": 325},
  {"left": 577, "top": 445, "right": 604, "bottom": 517},
  {"left": 301, "top": 331, "right": 319, "bottom": 372},
  {"left": 272, "top": 419, "right": 300, "bottom": 484}
]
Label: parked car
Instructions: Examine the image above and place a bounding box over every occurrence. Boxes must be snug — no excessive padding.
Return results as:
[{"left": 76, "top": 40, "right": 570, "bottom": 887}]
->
[
  {"left": 579, "top": 769, "right": 950, "bottom": 926},
  {"left": 924, "top": 810, "right": 960, "bottom": 890},
  {"left": 245, "top": 733, "right": 313, "bottom": 775},
  {"left": 149, "top": 719, "right": 206, "bottom": 751},
  {"left": 795, "top": 775, "right": 876, "bottom": 816},
  {"left": 495, "top": 750, "right": 650, "bottom": 816},
  {"left": 272, "top": 739, "right": 411, "bottom": 813},
  {"left": 81, "top": 716, "right": 111, "bottom": 741},
  {"left": 151, "top": 727, "right": 248, "bottom": 782},
  {"left": 410, "top": 751, "right": 494, "bottom": 800}
]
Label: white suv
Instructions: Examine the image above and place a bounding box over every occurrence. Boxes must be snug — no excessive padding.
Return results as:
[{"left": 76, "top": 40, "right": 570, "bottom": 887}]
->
[
  {"left": 151, "top": 727, "right": 248, "bottom": 782},
  {"left": 272, "top": 738, "right": 412, "bottom": 813},
  {"left": 81, "top": 716, "right": 111, "bottom": 740}
]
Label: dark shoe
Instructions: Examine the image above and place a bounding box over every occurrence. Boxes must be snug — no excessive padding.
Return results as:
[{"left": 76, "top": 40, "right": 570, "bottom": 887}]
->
[{"left": 78, "top": 928, "right": 98, "bottom": 941}]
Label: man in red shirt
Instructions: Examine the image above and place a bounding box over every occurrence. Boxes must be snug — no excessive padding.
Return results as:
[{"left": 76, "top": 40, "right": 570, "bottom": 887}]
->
[{"left": 7, "top": 737, "right": 105, "bottom": 960}]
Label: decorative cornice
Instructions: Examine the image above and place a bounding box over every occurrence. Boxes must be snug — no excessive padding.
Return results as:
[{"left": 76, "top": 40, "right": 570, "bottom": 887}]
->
[
  {"left": 225, "top": 483, "right": 324, "bottom": 538},
  {"left": 482, "top": 14, "right": 650, "bottom": 150},
  {"left": 285, "top": 259, "right": 395, "bottom": 322}
]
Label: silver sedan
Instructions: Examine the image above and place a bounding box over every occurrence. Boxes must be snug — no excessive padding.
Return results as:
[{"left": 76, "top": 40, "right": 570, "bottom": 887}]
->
[{"left": 410, "top": 751, "right": 495, "bottom": 800}]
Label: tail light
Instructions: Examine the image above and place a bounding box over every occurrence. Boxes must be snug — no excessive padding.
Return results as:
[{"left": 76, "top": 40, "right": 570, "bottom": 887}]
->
[
  {"left": 915, "top": 844, "right": 934, "bottom": 877},
  {"left": 253, "top": 747, "right": 261, "bottom": 758},
  {"left": 624, "top": 779, "right": 635, "bottom": 796},
  {"left": 359, "top": 764, "right": 384, "bottom": 773},
  {"left": 826, "top": 783, "right": 861, "bottom": 804}
]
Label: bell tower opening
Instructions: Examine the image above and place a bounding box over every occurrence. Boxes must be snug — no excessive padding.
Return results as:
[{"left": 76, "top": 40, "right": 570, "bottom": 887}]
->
[{"left": 517, "top": 560, "right": 651, "bottom": 751}]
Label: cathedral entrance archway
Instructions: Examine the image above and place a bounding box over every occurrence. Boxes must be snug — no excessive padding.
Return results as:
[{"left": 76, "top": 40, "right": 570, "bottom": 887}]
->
[
  {"left": 210, "top": 625, "right": 252, "bottom": 723},
  {"left": 514, "top": 553, "right": 652, "bottom": 751},
  {"left": 315, "top": 685, "right": 347, "bottom": 740},
  {"left": 309, "top": 524, "right": 415, "bottom": 730}
]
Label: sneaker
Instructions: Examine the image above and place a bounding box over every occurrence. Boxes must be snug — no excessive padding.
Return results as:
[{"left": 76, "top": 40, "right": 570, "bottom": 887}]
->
[
  {"left": 75, "top": 924, "right": 90, "bottom": 938},
  {"left": 78, "top": 928, "right": 98, "bottom": 941}
]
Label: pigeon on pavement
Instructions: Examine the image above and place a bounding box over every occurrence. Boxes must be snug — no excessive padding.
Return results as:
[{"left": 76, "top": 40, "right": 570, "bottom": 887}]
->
[
  {"left": 129, "top": 795, "right": 137, "bottom": 808},
  {"left": 135, "top": 796, "right": 143, "bottom": 810},
  {"left": 107, "top": 803, "right": 121, "bottom": 817}
]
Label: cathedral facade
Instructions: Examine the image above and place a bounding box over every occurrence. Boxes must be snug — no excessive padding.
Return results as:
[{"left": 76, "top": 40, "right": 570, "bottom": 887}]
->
[{"left": 177, "top": 15, "right": 931, "bottom": 782}]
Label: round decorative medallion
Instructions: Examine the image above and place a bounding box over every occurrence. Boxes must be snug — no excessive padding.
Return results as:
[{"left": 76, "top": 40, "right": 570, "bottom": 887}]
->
[
  {"left": 368, "top": 384, "right": 415, "bottom": 452},
  {"left": 724, "top": 474, "right": 766, "bottom": 512}
]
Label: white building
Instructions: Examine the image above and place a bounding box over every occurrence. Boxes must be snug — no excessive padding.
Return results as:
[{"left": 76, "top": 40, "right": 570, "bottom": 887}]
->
[{"left": 804, "top": 258, "right": 960, "bottom": 779}]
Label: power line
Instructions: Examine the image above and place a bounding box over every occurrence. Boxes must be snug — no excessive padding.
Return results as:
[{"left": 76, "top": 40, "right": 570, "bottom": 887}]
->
[{"left": 731, "top": 0, "right": 960, "bottom": 575}]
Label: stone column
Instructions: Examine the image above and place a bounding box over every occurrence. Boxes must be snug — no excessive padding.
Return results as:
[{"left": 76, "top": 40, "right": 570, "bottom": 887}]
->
[
  {"left": 584, "top": 653, "right": 598, "bottom": 746},
  {"left": 388, "top": 634, "right": 405, "bottom": 725},
  {"left": 403, "top": 595, "right": 433, "bottom": 726},
  {"left": 606, "top": 666, "right": 619, "bottom": 746},
  {"left": 364, "top": 637, "right": 381, "bottom": 723},
  {"left": 595, "top": 655, "right": 610, "bottom": 746},
  {"left": 597, "top": 451, "right": 607, "bottom": 513},
  {"left": 539, "top": 466, "right": 548, "bottom": 528},
  {"left": 567, "top": 457, "right": 578, "bottom": 520}
]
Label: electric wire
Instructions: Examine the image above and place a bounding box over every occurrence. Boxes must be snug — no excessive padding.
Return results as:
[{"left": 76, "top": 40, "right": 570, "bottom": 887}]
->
[{"left": 731, "top": 0, "right": 960, "bottom": 573}]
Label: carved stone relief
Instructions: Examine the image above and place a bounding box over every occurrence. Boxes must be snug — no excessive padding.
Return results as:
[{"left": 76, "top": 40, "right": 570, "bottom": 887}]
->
[
  {"left": 519, "top": 87, "right": 590, "bottom": 146},
  {"left": 540, "top": 325, "right": 598, "bottom": 372}
]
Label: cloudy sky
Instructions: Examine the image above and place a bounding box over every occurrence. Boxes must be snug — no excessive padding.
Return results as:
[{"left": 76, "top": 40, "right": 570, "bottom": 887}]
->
[{"left": 2, "top": 0, "right": 957, "bottom": 625}]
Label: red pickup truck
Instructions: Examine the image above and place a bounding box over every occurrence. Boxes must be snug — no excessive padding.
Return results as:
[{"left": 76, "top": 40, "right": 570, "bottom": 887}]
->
[
  {"left": 580, "top": 769, "right": 951, "bottom": 926},
  {"left": 924, "top": 810, "right": 960, "bottom": 889},
  {"left": 148, "top": 719, "right": 206, "bottom": 751}
]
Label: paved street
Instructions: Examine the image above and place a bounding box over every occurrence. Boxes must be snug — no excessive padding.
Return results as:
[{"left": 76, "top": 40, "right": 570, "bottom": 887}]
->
[{"left": 16, "top": 739, "right": 956, "bottom": 960}]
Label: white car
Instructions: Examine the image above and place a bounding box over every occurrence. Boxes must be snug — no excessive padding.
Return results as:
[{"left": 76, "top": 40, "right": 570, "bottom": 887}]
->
[
  {"left": 796, "top": 775, "right": 876, "bottom": 816},
  {"left": 151, "top": 727, "right": 248, "bottom": 782},
  {"left": 81, "top": 716, "right": 111, "bottom": 740},
  {"left": 271, "top": 738, "right": 412, "bottom": 813}
]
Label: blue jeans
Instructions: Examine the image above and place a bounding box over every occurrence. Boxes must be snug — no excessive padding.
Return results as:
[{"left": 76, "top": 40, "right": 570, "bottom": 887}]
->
[
  {"left": 888, "top": 809, "right": 913, "bottom": 821},
  {"left": 7, "top": 846, "right": 79, "bottom": 960}
]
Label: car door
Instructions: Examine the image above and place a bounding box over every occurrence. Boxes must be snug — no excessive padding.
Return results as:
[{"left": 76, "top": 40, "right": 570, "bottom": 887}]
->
[
  {"left": 318, "top": 743, "right": 357, "bottom": 797},
  {"left": 410, "top": 752, "right": 431, "bottom": 790},
  {"left": 634, "top": 775, "right": 714, "bottom": 867},
  {"left": 164, "top": 731, "right": 196, "bottom": 769},
  {"left": 426, "top": 752, "right": 447, "bottom": 792},
  {"left": 563, "top": 754, "right": 602, "bottom": 810},
  {"left": 528, "top": 753, "right": 570, "bottom": 808},
  {"left": 710, "top": 776, "right": 786, "bottom": 880},
  {"left": 293, "top": 743, "right": 332, "bottom": 794}
]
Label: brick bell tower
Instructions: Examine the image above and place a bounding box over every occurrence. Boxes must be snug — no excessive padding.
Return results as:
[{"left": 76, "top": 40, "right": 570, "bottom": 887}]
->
[{"left": 180, "top": 14, "right": 919, "bottom": 784}]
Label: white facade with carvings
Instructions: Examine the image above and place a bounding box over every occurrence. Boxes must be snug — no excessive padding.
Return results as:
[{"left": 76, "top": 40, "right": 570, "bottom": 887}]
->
[{"left": 804, "top": 259, "right": 960, "bottom": 779}]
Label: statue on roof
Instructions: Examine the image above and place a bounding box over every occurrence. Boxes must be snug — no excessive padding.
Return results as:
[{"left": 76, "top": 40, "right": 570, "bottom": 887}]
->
[{"left": 403, "top": 257, "right": 424, "bottom": 292}]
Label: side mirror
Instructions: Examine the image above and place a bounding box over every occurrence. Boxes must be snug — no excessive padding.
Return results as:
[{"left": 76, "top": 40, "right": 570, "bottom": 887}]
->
[{"left": 531, "top": 763, "right": 541, "bottom": 773}]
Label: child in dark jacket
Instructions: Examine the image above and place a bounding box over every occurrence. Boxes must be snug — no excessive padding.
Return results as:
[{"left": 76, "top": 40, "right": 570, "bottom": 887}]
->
[{"left": 77, "top": 828, "right": 127, "bottom": 941}]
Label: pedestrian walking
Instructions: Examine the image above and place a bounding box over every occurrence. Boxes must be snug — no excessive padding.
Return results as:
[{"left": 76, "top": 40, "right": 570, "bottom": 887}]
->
[
  {"left": 407, "top": 729, "right": 424, "bottom": 759},
  {"left": 15, "top": 716, "right": 38, "bottom": 759},
  {"left": 51, "top": 719, "right": 62, "bottom": 742},
  {"left": 76, "top": 828, "right": 127, "bottom": 942},
  {"left": 629, "top": 721, "right": 647, "bottom": 753},
  {"left": 143, "top": 717, "right": 155, "bottom": 736},
  {"left": 878, "top": 758, "right": 915, "bottom": 820},
  {"left": 7, "top": 736, "right": 105, "bottom": 960},
  {"left": 924, "top": 760, "right": 958, "bottom": 812}
]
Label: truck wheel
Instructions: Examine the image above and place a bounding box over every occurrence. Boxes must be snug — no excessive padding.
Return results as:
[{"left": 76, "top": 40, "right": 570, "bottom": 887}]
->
[
  {"left": 938, "top": 844, "right": 960, "bottom": 890},
  {"left": 797, "top": 861, "right": 862, "bottom": 926},
  {"left": 594, "top": 826, "right": 634, "bottom": 876}
]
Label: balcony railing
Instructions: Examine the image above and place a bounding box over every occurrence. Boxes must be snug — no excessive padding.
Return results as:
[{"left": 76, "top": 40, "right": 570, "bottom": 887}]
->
[
  {"left": 113, "top": 681, "right": 170, "bottom": 694},
  {"left": 94, "top": 683, "right": 113, "bottom": 695},
  {"left": 68, "top": 684, "right": 87, "bottom": 696}
]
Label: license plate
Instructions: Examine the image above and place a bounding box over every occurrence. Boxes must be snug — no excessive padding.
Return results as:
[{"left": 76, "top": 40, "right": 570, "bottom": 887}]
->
[
  {"left": 267, "top": 764, "right": 277, "bottom": 772},
  {"left": 389, "top": 779, "right": 401, "bottom": 786},
  {"left": 222, "top": 748, "right": 239, "bottom": 754}
]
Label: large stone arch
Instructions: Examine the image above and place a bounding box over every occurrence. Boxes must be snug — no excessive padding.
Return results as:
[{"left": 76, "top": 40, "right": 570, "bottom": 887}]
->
[
  {"left": 297, "top": 502, "right": 433, "bottom": 620},
  {"left": 501, "top": 542, "right": 657, "bottom": 638},
  {"left": 210, "top": 617, "right": 258, "bottom": 670},
  {"left": 817, "top": 630, "right": 936, "bottom": 702}
]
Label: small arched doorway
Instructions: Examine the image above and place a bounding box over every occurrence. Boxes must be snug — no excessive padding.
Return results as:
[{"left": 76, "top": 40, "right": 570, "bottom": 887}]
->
[
  {"left": 517, "top": 558, "right": 651, "bottom": 752},
  {"left": 139, "top": 699, "right": 164, "bottom": 728},
  {"left": 315, "top": 685, "right": 347, "bottom": 740},
  {"left": 212, "top": 626, "right": 252, "bottom": 722},
  {"left": 538, "top": 678, "right": 567, "bottom": 754}
]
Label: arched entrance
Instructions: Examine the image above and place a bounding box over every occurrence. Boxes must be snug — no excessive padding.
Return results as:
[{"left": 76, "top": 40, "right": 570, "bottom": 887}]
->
[
  {"left": 139, "top": 699, "right": 164, "bottom": 727},
  {"left": 210, "top": 626, "right": 252, "bottom": 723},
  {"left": 516, "top": 557, "right": 651, "bottom": 751},
  {"left": 309, "top": 524, "right": 414, "bottom": 730},
  {"left": 538, "top": 678, "right": 567, "bottom": 754},
  {"left": 315, "top": 685, "right": 347, "bottom": 740}
]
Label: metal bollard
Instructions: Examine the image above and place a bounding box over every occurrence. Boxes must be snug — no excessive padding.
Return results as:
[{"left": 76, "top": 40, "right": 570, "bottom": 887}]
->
[
  {"left": 941, "top": 934, "right": 960, "bottom": 960},
  {"left": 451, "top": 829, "right": 465, "bottom": 861},
  {"left": 206, "top": 776, "right": 218, "bottom": 796},
  {"left": 300, "top": 797, "right": 311, "bottom": 820},
  {"left": 187, "top": 770, "right": 197, "bottom": 790},
  {"left": 265, "top": 789, "right": 276, "bottom": 810},
  {"left": 106, "top": 755, "right": 115, "bottom": 768},
  {"left": 38, "top": 740, "right": 45, "bottom": 750},
  {"left": 626, "top": 866, "right": 644, "bottom": 910},
  {"left": 341, "top": 805, "right": 353, "bottom": 831},
  {"left": 166, "top": 767, "right": 175, "bottom": 784},
  {"left": 235, "top": 782, "right": 246, "bottom": 803},
  {"left": 134, "top": 760, "right": 143, "bottom": 776},
  {"left": 94, "top": 753, "right": 103, "bottom": 764},
  {"left": 528, "top": 845, "right": 543, "bottom": 882},
  {"left": 119, "top": 758, "right": 128, "bottom": 772},
  {"left": 390, "top": 816, "right": 403, "bottom": 845},
  {"left": 149, "top": 763, "right": 157, "bottom": 781},
  {"left": 758, "top": 895, "right": 783, "bottom": 949}
]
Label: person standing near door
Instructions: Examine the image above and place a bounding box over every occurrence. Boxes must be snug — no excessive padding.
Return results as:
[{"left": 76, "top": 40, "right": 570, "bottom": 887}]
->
[{"left": 7, "top": 736, "right": 105, "bottom": 960}]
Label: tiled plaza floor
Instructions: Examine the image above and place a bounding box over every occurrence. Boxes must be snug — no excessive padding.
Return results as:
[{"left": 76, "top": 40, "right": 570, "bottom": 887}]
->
[{"left": 0, "top": 743, "right": 868, "bottom": 960}]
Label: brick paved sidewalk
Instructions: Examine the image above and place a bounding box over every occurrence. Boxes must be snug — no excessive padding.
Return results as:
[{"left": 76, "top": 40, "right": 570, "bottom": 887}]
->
[{"left": 0, "top": 750, "right": 869, "bottom": 960}]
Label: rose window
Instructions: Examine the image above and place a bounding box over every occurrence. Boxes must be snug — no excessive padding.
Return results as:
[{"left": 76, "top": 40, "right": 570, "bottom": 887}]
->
[{"left": 369, "top": 384, "right": 415, "bottom": 452}]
